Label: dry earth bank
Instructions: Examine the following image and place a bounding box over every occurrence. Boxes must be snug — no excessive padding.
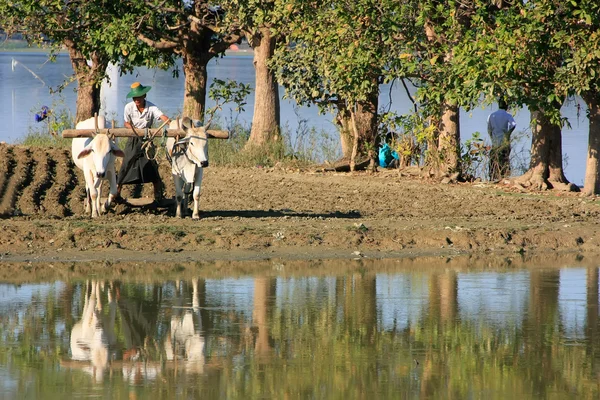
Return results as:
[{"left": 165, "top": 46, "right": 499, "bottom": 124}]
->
[{"left": 1, "top": 143, "right": 600, "bottom": 263}]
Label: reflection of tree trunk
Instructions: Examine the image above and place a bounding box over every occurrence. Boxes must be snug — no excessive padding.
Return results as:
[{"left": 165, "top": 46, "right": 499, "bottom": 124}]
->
[
  {"left": 62, "top": 283, "right": 76, "bottom": 328},
  {"left": 420, "top": 271, "right": 457, "bottom": 397},
  {"left": 117, "top": 283, "right": 162, "bottom": 351},
  {"left": 586, "top": 268, "right": 599, "bottom": 360},
  {"left": 428, "top": 271, "right": 458, "bottom": 324},
  {"left": 253, "top": 277, "right": 276, "bottom": 357},
  {"left": 343, "top": 274, "right": 377, "bottom": 339},
  {"left": 195, "top": 278, "right": 210, "bottom": 334},
  {"left": 523, "top": 270, "right": 560, "bottom": 395},
  {"left": 439, "top": 271, "right": 458, "bottom": 324},
  {"left": 420, "top": 356, "right": 434, "bottom": 398}
]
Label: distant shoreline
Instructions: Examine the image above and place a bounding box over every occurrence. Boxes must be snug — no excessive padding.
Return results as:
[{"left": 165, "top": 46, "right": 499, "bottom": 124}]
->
[{"left": 0, "top": 40, "right": 253, "bottom": 56}]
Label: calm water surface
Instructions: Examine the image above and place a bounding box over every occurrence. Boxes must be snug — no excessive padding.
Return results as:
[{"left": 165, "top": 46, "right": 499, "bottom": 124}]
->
[
  {"left": 0, "top": 52, "right": 591, "bottom": 184},
  {"left": 1, "top": 259, "right": 599, "bottom": 399}
]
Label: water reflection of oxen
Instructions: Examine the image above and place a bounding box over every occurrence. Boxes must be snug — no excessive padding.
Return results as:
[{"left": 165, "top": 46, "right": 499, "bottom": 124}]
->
[
  {"left": 165, "top": 278, "right": 205, "bottom": 374},
  {"left": 61, "top": 279, "right": 208, "bottom": 383},
  {"left": 68, "top": 280, "right": 117, "bottom": 382}
]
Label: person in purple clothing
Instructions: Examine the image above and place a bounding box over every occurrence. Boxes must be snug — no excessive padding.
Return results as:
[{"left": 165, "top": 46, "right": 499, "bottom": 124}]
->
[{"left": 487, "top": 99, "right": 516, "bottom": 181}]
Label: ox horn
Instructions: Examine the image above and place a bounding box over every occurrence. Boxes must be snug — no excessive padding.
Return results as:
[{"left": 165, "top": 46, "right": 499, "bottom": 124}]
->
[
  {"left": 181, "top": 116, "right": 193, "bottom": 130},
  {"left": 92, "top": 113, "right": 99, "bottom": 137}
]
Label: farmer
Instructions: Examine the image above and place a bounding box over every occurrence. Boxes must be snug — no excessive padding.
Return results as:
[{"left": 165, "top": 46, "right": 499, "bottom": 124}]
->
[
  {"left": 116, "top": 82, "right": 170, "bottom": 202},
  {"left": 487, "top": 98, "right": 516, "bottom": 181}
]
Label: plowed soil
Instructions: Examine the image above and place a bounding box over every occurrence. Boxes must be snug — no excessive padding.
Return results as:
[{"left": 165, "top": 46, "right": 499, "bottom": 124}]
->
[{"left": 2, "top": 142, "right": 600, "bottom": 263}]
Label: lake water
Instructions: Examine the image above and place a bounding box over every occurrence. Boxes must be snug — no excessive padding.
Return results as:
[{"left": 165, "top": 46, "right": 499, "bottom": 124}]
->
[
  {"left": 1, "top": 257, "right": 600, "bottom": 398},
  {"left": 0, "top": 52, "right": 591, "bottom": 185}
]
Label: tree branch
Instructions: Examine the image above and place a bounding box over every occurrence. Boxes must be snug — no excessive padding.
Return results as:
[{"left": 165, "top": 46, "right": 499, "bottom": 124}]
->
[{"left": 137, "top": 33, "right": 178, "bottom": 50}]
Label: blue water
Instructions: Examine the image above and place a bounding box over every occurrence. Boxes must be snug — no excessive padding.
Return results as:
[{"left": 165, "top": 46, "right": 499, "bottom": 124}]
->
[
  {"left": 0, "top": 52, "right": 590, "bottom": 184},
  {"left": 0, "top": 261, "right": 599, "bottom": 398}
]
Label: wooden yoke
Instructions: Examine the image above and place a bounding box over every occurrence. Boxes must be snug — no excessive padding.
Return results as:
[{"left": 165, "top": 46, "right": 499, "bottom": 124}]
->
[
  {"left": 64, "top": 116, "right": 228, "bottom": 139},
  {"left": 62, "top": 128, "right": 229, "bottom": 139}
]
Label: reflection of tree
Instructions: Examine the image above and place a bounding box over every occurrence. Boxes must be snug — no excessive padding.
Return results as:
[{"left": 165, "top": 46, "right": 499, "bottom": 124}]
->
[
  {"left": 521, "top": 270, "right": 561, "bottom": 396},
  {"left": 115, "top": 282, "right": 162, "bottom": 360},
  {"left": 6, "top": 267, "right": 600, "bottom": 397},
  {"left": 252, "top": 277, "right": 276, "bottom": 358},
  {"left": 586, "top": 268, "right": 599, "bottom": 376},
  {"left": 420, "top": 270, "right": 458, "bottom": 398}
]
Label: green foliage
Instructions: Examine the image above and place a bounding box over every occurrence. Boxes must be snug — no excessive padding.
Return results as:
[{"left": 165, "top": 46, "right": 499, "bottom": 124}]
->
[
  {"left": 19, "top": 100, "right": 74, "bottom": 148},
  {"left": 381, "top": 111, "right": 435, "bottom": 167},
  {"left": 283, "top": 109, "right": 342, "bottom": 164},
  {"left": 460, "top": 132, "right": 489, "bottom": 179},
  {"left": 208, "top": 118, "right": 336, "bottom": 168},
  {"left": 272, "top": 0, "right": 404, "bottom": 111},
  {"left": 207, "top": 79, "right": 252, "bottom": 121}
]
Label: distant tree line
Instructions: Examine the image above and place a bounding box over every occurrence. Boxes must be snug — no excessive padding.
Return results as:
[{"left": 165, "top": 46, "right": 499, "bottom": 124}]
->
[{"left": 2, "top": 1, "right": 600, "bottom": 192}]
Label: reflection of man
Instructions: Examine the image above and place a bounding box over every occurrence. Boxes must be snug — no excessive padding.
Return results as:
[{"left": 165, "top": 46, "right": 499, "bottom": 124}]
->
[{"left": 487, "top": 99, "right": 516, "bottom": 181}]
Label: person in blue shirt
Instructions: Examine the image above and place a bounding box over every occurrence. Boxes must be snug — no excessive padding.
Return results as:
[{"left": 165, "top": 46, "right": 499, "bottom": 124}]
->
[{"left": 487, "top": 99, "right": 516, "bottom": 181}]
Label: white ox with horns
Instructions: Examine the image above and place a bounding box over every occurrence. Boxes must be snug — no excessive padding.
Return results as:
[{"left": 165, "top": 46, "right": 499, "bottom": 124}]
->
[
  {"left": 166, "top": 117, "right": 209, "bottom": 219},
  {"left": 72, "top": 116, "right": 124, "bottom": 218}
]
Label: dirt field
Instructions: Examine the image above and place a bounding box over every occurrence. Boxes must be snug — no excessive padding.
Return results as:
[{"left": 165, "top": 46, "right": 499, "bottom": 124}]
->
[{"left": 1, "top": 143, "right": 600, "bottom": 264}]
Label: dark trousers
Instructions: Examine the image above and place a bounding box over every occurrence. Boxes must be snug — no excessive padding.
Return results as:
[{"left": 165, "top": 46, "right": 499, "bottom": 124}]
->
[{"left": 489, "top": 144, "right": 511, "bottom": 181}]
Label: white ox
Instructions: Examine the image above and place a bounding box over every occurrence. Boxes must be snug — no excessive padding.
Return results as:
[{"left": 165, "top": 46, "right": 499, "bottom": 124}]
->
[
  {"left": 72, "top": 116, "right": 124, "bottom": 218},
  {"left": 166, "top": 117, "right": 209, "bottom": 219}
]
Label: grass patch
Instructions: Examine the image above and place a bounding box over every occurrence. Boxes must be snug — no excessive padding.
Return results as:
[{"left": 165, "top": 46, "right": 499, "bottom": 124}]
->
[
  {"left": 20, "top": 132, "right": 72, "bottom": 148},
  {"left": 195, "top": 234, "right": 215, "bottom": 245},
  {"left": 16, "top": 99, "right": 341, "bottom": 169},
  {"left": 153, "top": 225, "right": 187, "bottom": 238}
]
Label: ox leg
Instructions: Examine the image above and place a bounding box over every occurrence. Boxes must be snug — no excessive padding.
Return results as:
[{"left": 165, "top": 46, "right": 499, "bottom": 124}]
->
[
  {"left": 103, "top": 170, "right": 118, "bottom": 213},
  {"left": 85, "top": 188, "right": 91, "bottom": 214},
  {"left": 95, "top": 180, "right": 103, "bottom": 216},
  {"left": 84, "top": 170, "right": 100, "bottom": 218},
  {"left": 173, "top": 175, "right": 185, "bottom": 218},
  {"left": 191, "top": 169, "right": 204, "bottom": 220}
]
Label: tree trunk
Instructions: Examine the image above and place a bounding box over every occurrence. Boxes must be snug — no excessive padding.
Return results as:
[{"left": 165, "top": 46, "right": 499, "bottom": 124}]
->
[
  {"left": 355, "top": 94, "right": 379, "bottom": 171},
  {"left": 335, "top": 104, "right": 353, "bottom": 159},
  {"left": 336, "top": 93, "right": 378, "bottom": 172},
  {"left": 75, "top": 80, "right": 102, "bottom": 123},
  {"left": 583, "top": 93, "right": 600, "bottom": 195},
  {"left": 515, "top": 107, "right": 578, "bottom": 191},
  {"left": 65, "top": 41, "right": 105, "bottom": 123},
  {"left": 437, "top": 102, "right": 460, "bottom": 175},
  {"left": 347, "top": 89, "right": 378, "bottom": 172},
  {"left": 182, "top": 54, "right": 209, "bottom": 121},
  {"left": 247, "top": 27, "right": 280, "bottom": 147}
]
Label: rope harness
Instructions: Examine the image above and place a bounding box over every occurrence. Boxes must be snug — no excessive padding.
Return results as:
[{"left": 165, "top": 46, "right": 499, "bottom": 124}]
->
[{"left": 169, "top": 139, "right": 195, "bottom": 195}]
